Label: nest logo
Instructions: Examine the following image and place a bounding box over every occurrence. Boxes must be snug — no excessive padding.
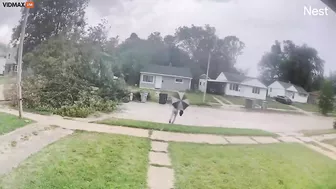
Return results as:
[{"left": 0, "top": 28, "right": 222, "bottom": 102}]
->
[
  {"left": 2, "top": 1, "right": 34, "bottom": 8},
  {"left": 303, "top": 6, "right": 329, "bottom": 16}
]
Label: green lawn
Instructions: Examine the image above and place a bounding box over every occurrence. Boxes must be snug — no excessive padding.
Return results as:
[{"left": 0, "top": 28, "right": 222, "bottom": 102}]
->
[
  {"left": 222, "top": 95, "right": 245, "bottom": 105},
  {"left": 266, "top": 99, "right": 295, "bottom": 110},
  {"left": 293, "top": 103, "right": 319, "bottom": 112},
  {"left": 0, "top": 76, "right": 15, "bottom": 85},
  {"left": 97, "top": 118, "right": 277, "bottom": 137},
  {"left": 0, "top": 112, "right": 33, "bottom": 135},
  {"left": 0, "top": 76, "right": 8, "bottom": 84},
  {"left": 169, "top": 142, "right": 336, "bottom": 189},
  {"left": 0, "top": 132, "right": 150, "bottom": 189},
  {"left": 301, "top": 129, "right": 336, "bottom": 137},
  {"left": 185, "top": 92, "right": 218, "bottom": 106}
]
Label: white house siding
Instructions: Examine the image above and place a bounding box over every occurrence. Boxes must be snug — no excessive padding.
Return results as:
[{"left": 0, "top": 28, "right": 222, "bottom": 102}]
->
[
  {"left": 139, "top": 73, "right": 191, "bottom": 91},
  {"left": 224, "top": 83, "right": 267, "bottom": 100},
  {"left": 293, "top": 93, "right": 308, "bottom": 103},
  {"left": 199, "top": 79, "right": 207, "bottom": 92},
  {"left": 267, "top": 81, "right": 285, "bottom": 97},
  {"left": 241, "top": 78, "right": 266, "bottom": 88},
  {"left": 216, "top": 72, "right": 227, "bottom": 81},
  {"left": 0, "top": 57, "right": 5, "bottom": 75}
]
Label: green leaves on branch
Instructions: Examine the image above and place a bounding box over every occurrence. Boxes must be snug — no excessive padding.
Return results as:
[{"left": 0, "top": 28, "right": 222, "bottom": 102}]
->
[{"left": 318, "top": 80, "right": 334, "bottom": 115}]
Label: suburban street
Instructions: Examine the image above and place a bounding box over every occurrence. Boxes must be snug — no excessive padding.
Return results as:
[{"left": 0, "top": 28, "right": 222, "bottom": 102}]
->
[{"left": 113, "top": 102, "right": 334, "bottom": 133}]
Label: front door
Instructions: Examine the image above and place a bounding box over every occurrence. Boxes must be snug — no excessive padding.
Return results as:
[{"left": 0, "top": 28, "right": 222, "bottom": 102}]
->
[{"left": 155, "top": 76, "right": 162, "bottom": 89}]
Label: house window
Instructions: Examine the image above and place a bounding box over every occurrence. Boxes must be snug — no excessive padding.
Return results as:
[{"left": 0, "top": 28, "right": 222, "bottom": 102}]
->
[
  {"left": 270, "top": 88, "right": 272, "bottom": 92},
  {"left": 142, "top": 75, "right": 154, "bottom": 83},
  {"left": 252, "top": 87, "right": 260, "bottom": 94},
  {"left": 199, "top": 81, "right": 201, "bottom": 85},
  {"left": 229, "top": 83, "right": 239, "bottom": 91},
  {"left": 175, "top": 78, "right": 183, "bottom": 83}
]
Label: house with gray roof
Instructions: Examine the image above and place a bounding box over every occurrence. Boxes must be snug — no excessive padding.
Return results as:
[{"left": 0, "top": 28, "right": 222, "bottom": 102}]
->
[
  {"left": 199, "top": 72, "right": 267, "bottom": 100},
  {"left": 139, "top": 64, "right": 193, "bottom": 91},
  {"left": 0, "top": 43, "right": 7, "bottom": 75},
  {"left": 267, "top": 80, "right": 309, "bottom": 103}
]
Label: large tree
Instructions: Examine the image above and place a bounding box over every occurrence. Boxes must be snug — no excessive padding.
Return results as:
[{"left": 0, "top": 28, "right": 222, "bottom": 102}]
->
[
  {"left": 11, "top": 0, "right": 89, "bottom": 55},
  {"left": 258, "top": 40, "right": 324, "bottom": 91},
  {"left": 174, "top": 25, "right": 245, "bottom": 79}
]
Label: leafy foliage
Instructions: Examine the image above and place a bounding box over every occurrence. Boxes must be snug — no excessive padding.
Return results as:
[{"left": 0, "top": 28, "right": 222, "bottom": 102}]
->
[
  {"left": 7, "top": 18, "right": 129, "bottom": 117},
  {"left": 258, "top": 40, "right": 324, "bottom": 91},
  {"left": 318, "top": 80, "right": 334, "bottom": 115},
  {"left": 11, "top": 0, "right": 89, "bottom": 55},
  {"left": 115, "top": 25, "right": 245, "bottom": 87}
]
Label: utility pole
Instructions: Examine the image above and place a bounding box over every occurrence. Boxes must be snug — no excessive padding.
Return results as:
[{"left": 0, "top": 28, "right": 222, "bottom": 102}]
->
[
  {"left": 203, "top": 38, "right": 217, "bottom": 103},
  {"left": 16, "top": 4, "right": 30, "bottom": 118},
  {"left": 202, "top": 53, "right": 211, "bottom": 103}
]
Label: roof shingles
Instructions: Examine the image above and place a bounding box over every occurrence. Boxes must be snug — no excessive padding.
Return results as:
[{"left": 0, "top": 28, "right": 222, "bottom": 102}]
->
[
  {"left": 141, "top": 64, "right": 192, "bottom": 78},
  {"left": 278, "top": 81, "right": 308, "bottom": 94}
]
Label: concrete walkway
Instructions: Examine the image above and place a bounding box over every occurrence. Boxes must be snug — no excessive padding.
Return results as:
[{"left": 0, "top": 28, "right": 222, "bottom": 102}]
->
[
  {"left": 0, "top": 107, "right": 335, "bottom": 179},
  {"left": 216, "top": 96, "right": 234, "bottom": 105},
  {"left": 213, "top": 96, "right": 233, "bottom": 105},
  {"left": 148, "top": 140, "right": 174, "bottom": 189},
  {"left": 0, "top": 123, "right": 73, "bottom": 175}
]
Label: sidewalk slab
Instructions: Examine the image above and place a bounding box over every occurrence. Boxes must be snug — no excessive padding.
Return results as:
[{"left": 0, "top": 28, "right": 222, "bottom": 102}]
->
[
  {"left": 148, "top": 166, "right": 174, "bottom": 189},
  {"left": 252, "top": 137, "right": 280, "bottom": 144},
  {"left": 224, "top": 136, "right": 257, "bottom": 144},
  {"left": 278, "top": 136, "right": 303, "bottom": 143},
  {"left": 151, "top": 141, "right": 168, "bottom": 152},
  {"left": 149, "top": 151, "right": 171, "bottom": 166},
  {"left": 151, "top": 131, "right": 228, "bottom": 145},
  {"left": 296, "top": 137, "right": 315, "bottom": 143},
  {"left": 303, "top": 143, "right": 336, "bottom": 160},
  {"left": 312, "top": 134, "right": 336, "bottom": 141}
]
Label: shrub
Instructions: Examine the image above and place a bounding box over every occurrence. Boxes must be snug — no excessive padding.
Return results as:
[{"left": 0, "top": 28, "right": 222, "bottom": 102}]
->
[{"left": 319, "top": 80, "right": 334, "bottom": 115}]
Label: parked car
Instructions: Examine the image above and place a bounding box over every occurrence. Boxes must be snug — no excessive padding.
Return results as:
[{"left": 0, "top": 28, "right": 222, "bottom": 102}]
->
[{"left": 275, "top": 95, "right": 292, "bottom": 105}]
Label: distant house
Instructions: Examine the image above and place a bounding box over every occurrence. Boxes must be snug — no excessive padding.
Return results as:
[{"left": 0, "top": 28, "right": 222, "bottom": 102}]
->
[
  {"left": 308, "top": 91, "right": 320, "bottom": 104},
  {"left": 0, "top": 44, "right": 7, "bottom": 75},
  {"left": 4, "top": 47, "right": 18, "bottom": 75},
  {"left": 199, "top": 72, "right": 267, "bottom": 100},
  {"left": 139, "top": 65, "right": 193, "bottom": 91},
  {"left": 267, "top": 81, "right": 309, "bottom": 103},
  {"left": 0, "top": 52, "right": 5, "bottom": 76}
]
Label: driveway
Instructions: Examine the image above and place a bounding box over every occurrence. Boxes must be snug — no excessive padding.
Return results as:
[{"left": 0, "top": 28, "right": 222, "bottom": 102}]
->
[{"left": 113, "top": 102, "right": 334, "bottom": 133}]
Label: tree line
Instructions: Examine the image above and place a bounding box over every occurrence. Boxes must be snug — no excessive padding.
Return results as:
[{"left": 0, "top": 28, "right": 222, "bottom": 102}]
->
[{"left": 7, "top": 0, "right": 332, "bottom": 116}]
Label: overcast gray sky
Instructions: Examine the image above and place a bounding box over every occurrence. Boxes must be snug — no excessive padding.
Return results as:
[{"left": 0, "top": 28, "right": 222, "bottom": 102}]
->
[{"left": 0, "top": 0, "right": 335, "bottom": 77}]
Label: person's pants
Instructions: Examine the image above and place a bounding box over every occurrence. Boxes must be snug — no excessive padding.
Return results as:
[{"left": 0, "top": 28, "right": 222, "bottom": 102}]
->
[{"left": 169, "top": 111, "right": 177, "bottom": 124}]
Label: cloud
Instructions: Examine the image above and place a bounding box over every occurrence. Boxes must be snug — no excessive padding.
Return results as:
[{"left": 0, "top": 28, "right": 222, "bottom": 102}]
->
[{"left": 0, "top": 0, "right": 335, "bottom": 76}]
